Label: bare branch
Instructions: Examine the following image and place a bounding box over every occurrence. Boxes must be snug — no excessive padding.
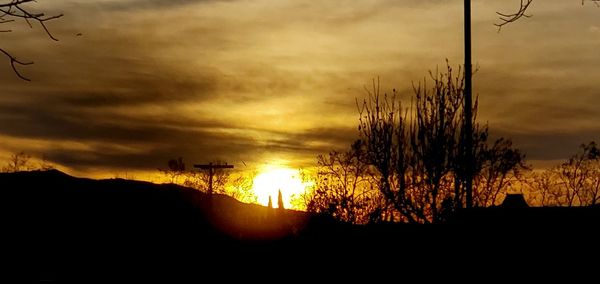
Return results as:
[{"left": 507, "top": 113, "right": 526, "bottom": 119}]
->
[
  {"left": 12, "top": 3, "right": 64, "bottom": 40},
  {"left": 495, "top": 0, "right": 533, "bottom": 32},
  {"left": 0, "top": 48, "right": 32, "bottom": 80},
  {"left": 0, "top": 1, "right": 35, "bottom": 8},
  {"left": 496, "top": 0, "right": 599, "bottom": 31},
  {"left": 584, "top": 0, "right": 600, "bottom": 8},
  {"left": 0, "top": 1, "right": 63, "bottom": 80}
]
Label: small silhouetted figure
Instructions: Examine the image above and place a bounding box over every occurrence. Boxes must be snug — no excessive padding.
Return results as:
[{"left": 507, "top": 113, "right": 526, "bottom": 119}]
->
[
  {"left": 278, "top": 189, "right": 284, "bottom": 210},
  {"left": 268, "top": 195, "right": 273, "bottom": 209}
]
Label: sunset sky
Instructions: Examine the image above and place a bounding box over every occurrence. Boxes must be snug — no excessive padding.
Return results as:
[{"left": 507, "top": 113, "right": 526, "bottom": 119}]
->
[{"left": 0, "top": 0, "right": 598, "bottom": 179}]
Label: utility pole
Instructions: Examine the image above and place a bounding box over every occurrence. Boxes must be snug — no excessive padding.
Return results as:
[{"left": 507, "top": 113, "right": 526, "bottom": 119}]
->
[
  {"left": 193, "top": 162, "right": 234, "bottom": 195},
  {"left": 464, "top": 0, "right": 473, "bottom": 208}
]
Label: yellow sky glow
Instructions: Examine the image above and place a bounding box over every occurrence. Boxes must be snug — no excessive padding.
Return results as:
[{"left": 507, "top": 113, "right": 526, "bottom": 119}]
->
[
  {"left": 0, "top": 0, "right": 598, "bottom": 180},
  {"left": 252, "top": 166, "right": 310, "bottom": 209}
]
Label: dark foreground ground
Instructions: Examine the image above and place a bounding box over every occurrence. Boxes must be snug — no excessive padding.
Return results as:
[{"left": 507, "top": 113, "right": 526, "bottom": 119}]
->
[{"left": 1, "top": 170, "right": 598, "bottom": 281}]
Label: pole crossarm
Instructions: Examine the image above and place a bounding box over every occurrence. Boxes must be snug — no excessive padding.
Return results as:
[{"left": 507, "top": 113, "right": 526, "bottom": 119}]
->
[
  {"left": 193, "top": 162, "right": 234, "bottom": 195},
  {"left": 193, "top": 164, "right": 234, "bottom": 169}
]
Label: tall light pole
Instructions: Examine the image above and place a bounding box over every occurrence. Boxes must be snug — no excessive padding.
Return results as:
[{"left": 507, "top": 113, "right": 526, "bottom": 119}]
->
[{"left": 464, "top": 0, "right": 473, "bottom": 208}]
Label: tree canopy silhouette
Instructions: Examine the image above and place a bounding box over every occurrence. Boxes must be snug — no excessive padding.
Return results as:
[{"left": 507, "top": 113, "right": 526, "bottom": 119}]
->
[
  {"left": 306, "top": 140, "right": 386, "bottom": 224},
  {"left": 460, "top": 0, "right": 599, "bottom": 209},
  {"left": 528, "top": 142, "right": 600, "bottom": 206},
  {"left": 307, "top": 63, "right": 527, "bottom": 224},
  {"left": 1, "top": 151, "right": 30, "bottom": 172},
  {"left": 1, "top": 151, "right": 54, "bottom": 173},
  {"left": 160, "top": 157, "right": 185, "bottom": 183}
]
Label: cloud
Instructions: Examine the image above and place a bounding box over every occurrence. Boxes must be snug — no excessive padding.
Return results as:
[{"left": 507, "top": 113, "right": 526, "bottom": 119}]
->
[
  {"left": 0, "top": 0, "right": 599, "bottom": 175},
  {"left": 88, "top": 0, "right": 231, "bottom": 11},
  {"left": 491, "top": 127, "right": 600, "bottom": 161}
]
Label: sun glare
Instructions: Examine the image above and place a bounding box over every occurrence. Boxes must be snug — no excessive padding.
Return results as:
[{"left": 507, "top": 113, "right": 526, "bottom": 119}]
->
[{"left": 252, "top": 167, "right": 308, "bottom": 209}]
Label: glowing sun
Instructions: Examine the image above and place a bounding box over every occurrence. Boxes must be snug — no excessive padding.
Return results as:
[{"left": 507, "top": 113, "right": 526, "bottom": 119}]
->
[{"left": 252, "top": 167, "right": 308, "bottom": 209}]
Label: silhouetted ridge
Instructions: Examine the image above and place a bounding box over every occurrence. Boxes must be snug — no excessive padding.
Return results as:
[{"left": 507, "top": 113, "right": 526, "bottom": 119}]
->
[
  {"left": 1, "top": 170, "right": 598, "bottom": 280},
  {"left": 1, "top": 170, "right": 314, "bottom": 241}
]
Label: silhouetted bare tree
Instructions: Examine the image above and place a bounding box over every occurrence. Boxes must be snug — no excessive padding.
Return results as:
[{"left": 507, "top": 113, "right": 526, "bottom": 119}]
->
[
  {"left": 160, "top": 157, "right": 185, "bottom": 183},
  {"left": 228, "top": 172, "right": 257, "bottom": 203},
  {"left": 462, "top": 0, "right": 598, "bottom": 208},
  {"left": 474, "top": 138, "right": 529, "bottom": 207},
  {"left": 0, "top": 0, "right": 62, "bottom": 80},
  {"left": 2, "top": 151, "right": 31, "bottom": 172},
  {"left": 356, "top": 65, "right": 472, "bottom": 223},
  {"left": 410, "top": 64, "right": 468, "bottom": 222},
  {"left": 306, "top": 140, "right": 385, "bottom": 224},
  {"left": 355, "top": 63, "right": 525, "bottom": 223},
  {"left": 356, "top": 79, "right": 418, "bottom": 222},
  {"left": 38, "top": 154, "right": 54, "bottom": 171},
  {"left": 526, "top": 170, "right": 556, "bottom": 206},
  {"left": 528, "top": 142, "right": 600, "bottom": 206},
  {"left": 1, "top": 151, "right": 56, "bottom": 172}
]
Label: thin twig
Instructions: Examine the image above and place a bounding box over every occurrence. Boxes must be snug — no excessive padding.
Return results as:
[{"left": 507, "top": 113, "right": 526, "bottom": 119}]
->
[
  {"left": 0, "top": 0, "right": 62, "bottom": 80},
  {"left": 0, "top": 48, "right": 33, "bottom": 81},
  {"left": 496, "top": 0, "right": 599, "bottom": 31},
  {"left": 495, "top": 0, "right": 533, "bottom": 32}
]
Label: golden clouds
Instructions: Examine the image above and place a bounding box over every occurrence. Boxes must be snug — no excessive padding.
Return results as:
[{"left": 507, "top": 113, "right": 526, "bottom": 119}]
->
[{"left": 0, "top": 0, "right": 598, "bottom": 174}]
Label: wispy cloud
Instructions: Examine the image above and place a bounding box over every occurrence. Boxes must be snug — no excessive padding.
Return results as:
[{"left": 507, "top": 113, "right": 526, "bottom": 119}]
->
[
  {"left": 0, "top": 0, "right": 598, "bottom": 174},
  {"left": 90, "top": 0, "right": 232, "bottom": 11}
]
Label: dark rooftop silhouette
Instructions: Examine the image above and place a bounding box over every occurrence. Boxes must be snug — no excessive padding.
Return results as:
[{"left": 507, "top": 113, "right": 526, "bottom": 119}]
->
[{"left": 501, "top": 193, "right": 529, "bottom": 208}]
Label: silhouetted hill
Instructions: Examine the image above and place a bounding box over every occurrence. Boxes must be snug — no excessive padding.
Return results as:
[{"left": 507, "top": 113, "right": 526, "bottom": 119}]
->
[
  {"left": 2, "top": 170, "right": 387, "bottom": 280},
  {"left": 1, "top": 170, "right": 598, "bottom": 280},
  {"left": 1, "top": 169, "right": 314, "bottom": 239}
]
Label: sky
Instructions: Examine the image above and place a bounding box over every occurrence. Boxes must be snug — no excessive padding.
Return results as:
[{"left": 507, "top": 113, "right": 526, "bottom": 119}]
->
[{"left": 0, "top": 0, "right": 598, "bottom": 179}]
